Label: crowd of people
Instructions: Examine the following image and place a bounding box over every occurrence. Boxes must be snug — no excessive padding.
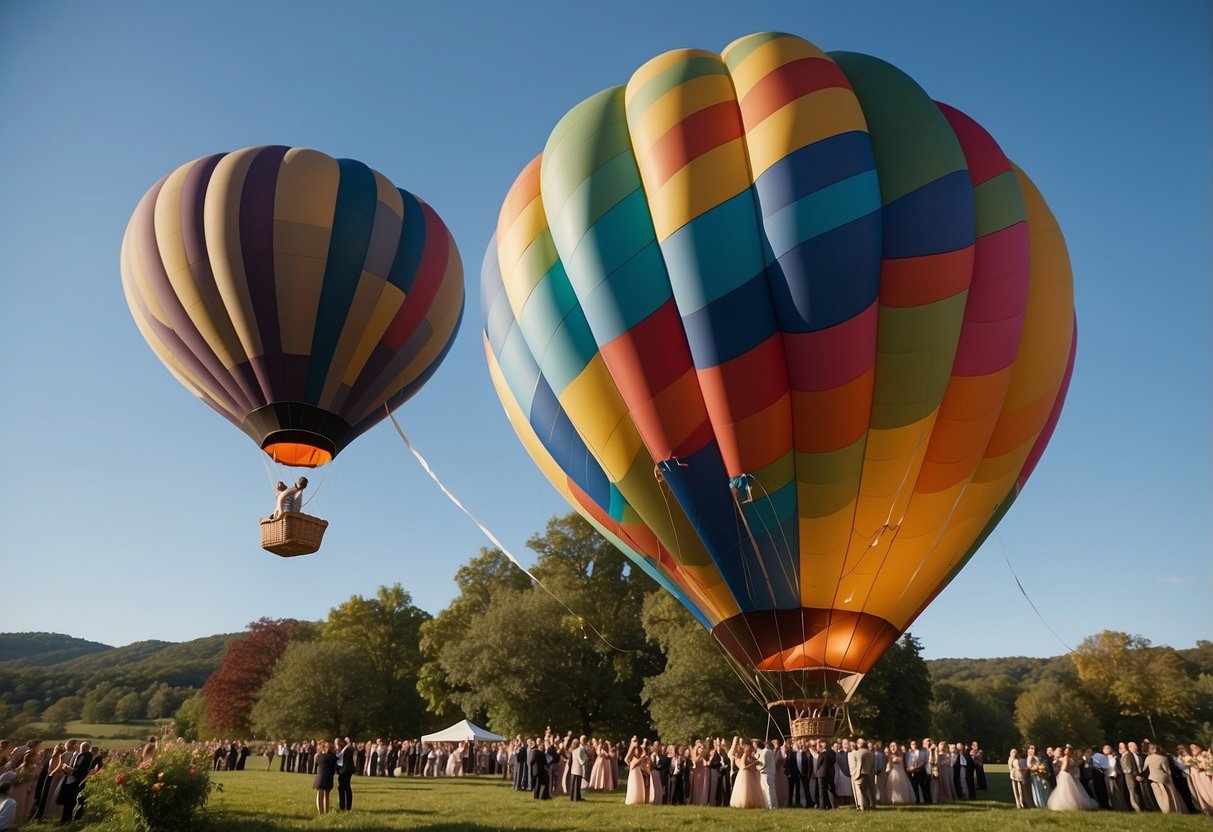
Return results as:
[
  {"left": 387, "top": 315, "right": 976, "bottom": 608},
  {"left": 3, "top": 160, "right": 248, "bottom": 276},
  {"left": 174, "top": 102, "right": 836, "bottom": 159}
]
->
[
  {"left": 504, "top": 729, "right": 989, "bottom": 809},
  {"left": 3, "top": 728, "right": 1211, "bottom": 826},
  {"left": 1007, "top": 740, "right": 1212, "bottom": 814}
]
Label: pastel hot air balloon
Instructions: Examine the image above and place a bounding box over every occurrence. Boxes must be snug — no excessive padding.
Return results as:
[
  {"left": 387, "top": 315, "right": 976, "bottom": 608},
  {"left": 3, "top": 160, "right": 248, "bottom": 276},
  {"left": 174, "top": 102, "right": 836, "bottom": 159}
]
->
[
  {"left": 483, "top": 33, "right": 1075, "bottom": 732},
  {"left": 122, "top": 146, "right": 464, "bottom": 554}
]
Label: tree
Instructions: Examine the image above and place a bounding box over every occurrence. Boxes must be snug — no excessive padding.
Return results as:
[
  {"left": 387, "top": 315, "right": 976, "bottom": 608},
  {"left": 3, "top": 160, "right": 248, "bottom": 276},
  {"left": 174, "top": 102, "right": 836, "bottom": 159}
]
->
[
  {"left": 1014, "top": 680, "right": 1101, "bottom": 748},
  {"left": 418, "top": 548, "right": 531, "bottom": 718},
  {"left": 929, "top": 679, "right": 1017, "bottom": 759},
  {"left": 432, "top": 513, "right": 662, "bottom": 736},
  {"left": 145, "top": 683, "right": 182, "bottom": 720},
  {"left": 114, "top": 691, "right": 144, "bottom": 723},
  {"left": 42, "top": 696, "right": 83, "bottom": 735},
  {"left": 850, "top": 633, "right": 932, "bottom": 740},
  {"left": 202, "top": 618, "right": 313, "bottom": 736},
  {"left": 1071, "top": 630, "right": 1198, "bottom": 741},
  {"left": 640, "top": 591, "right": 764, "bottom": 740},
  {"left": 250, "top": 641, "right": 378, "bottom": 739},
  {"left": 325, "top": 584, "right": 432, "bottom": 737},
  {"left": 174, "top": 692, "right": 209, "bottom": 742}
]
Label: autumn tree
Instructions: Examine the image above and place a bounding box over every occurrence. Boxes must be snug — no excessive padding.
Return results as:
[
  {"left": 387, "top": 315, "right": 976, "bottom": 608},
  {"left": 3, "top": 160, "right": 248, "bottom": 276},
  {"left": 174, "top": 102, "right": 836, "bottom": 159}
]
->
[
  {"left": 202, "top": 618, "right": 313, "bottom": 736},
  {"left": 1071, "top": 630, "right": 1198, "bottom": 740},
  {"left": 324, "top": 584, "right": 432, "bottom": 737},
  {"left": 640, "top": 590, "right": 764, "bottom": 740}
]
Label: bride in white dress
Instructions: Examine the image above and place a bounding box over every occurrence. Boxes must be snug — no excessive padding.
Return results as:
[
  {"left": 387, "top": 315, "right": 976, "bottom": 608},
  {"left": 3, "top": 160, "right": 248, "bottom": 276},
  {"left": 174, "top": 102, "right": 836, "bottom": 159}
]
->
[{"left": 1048, "top": 746, "right": 1097, "bottom": 811}]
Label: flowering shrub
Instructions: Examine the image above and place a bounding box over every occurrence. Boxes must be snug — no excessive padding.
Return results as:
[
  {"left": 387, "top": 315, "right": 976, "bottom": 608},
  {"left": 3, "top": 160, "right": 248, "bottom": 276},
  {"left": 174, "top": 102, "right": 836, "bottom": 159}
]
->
[{"left": 86, "top": 744, "right": 214, "bottom": 832}]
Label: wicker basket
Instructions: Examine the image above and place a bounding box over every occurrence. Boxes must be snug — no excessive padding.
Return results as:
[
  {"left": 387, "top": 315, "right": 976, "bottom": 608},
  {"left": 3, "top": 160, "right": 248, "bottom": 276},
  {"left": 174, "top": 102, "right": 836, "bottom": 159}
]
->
[
  {"left": 789, "top": 716, "right": 839, "bottom": 740},
  {"left": 259, "top": 513, "right": 328, "bottom": 557}
]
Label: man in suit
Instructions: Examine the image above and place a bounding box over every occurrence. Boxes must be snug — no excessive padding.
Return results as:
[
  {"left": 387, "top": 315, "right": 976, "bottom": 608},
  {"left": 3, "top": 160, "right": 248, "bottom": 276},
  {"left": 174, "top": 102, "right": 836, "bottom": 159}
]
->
[
  {"left": 528, "top": 739, "right": 549, "bottom": 800},
  {"left": 953, "top": 742, "right": 977, "bottom": 799},
  {"left": 335, "top": 737, "right": 356, "bottom": 811},
  {"left": 1122, "top": 741, "right": 1158, "bottom": 811},
  {"left": 849, "top": 738, "right": 877, "bottom": 811},
  {"left": 787, "top": 740, "right": 810, "bottom": 807},
  {"left": 906, "top": 740, "right": 930, "bottom": 804},
  {"left": 812, "top": 739, "right": 836, "bottom": 809},
  {"left": 568, "top": 737, "right": 589, "bottom": 801},
  {"left": 651, "top": 742, "right": 670, "bottom": 803},
  {"left": 58, "top": 741, "right": 93, "bottom": 825}
]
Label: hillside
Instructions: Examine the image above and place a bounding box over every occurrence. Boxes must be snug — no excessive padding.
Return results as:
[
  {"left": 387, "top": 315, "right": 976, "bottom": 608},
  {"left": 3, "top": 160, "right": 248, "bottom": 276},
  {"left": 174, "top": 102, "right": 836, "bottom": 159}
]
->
[{"left": 0, "top": 632, "right": 113, "bottom": 666}]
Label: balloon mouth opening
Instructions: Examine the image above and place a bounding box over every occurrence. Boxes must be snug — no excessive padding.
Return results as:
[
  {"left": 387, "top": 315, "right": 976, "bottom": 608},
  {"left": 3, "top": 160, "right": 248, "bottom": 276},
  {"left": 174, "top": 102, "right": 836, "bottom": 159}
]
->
[{"left": 262, "top": 442, "right": 333, "bottom": 468}]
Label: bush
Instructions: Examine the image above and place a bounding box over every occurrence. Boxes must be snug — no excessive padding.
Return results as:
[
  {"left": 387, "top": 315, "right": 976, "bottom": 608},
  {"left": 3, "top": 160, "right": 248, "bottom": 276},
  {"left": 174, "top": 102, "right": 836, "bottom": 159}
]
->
[{"left": 86, "top": 743, "right": 214, "bottom": 831}]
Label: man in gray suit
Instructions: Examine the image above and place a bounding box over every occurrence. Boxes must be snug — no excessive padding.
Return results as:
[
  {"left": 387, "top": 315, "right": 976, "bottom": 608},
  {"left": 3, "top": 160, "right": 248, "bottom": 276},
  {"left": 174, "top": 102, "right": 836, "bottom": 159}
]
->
[
  {"left": 568, "top": 736, "right": 589, "bottom": 801},
  {"left": 848, "top": 738, "right": 877, "bottom": 811}
]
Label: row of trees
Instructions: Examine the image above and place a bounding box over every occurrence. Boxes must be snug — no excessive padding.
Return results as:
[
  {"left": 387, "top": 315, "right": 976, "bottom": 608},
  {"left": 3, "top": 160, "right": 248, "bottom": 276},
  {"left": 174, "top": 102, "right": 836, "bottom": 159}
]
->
[{"left": 169, "top": 512, "right": 1211, "bottom": 752}]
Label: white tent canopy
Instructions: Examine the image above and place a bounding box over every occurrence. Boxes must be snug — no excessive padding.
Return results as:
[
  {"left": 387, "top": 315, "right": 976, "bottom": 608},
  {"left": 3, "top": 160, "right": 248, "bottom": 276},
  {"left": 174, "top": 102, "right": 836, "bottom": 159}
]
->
[{"left": 420, "top": 719, "right": 505, "bottom": 744}]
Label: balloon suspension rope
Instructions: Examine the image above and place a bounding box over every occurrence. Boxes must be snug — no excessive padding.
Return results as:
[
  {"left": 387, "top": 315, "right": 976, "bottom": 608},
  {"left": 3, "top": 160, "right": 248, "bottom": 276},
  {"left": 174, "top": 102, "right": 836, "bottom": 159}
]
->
[
  {"left": 997, "top": 530, "right": 1073, "bottom": 653},
  {"left": 387, "top": 407, "right": 639, "bottom": 655}
]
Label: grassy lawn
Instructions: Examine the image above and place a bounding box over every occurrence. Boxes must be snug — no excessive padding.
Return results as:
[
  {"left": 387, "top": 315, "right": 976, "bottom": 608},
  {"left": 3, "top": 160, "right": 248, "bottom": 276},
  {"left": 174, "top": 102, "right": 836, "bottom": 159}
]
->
[
  {"left": 28, "top": 719, "right": 165, "bottom": 748},
  {"left": 187, "top": 768, "right": 1209, "bottom": 831}
]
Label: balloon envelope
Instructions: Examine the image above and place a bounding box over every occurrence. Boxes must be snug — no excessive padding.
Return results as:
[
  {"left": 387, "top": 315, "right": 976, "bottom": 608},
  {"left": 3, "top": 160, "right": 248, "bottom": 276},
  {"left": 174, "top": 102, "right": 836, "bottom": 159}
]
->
[
  {"left": 122, "top": 146, "right": 464, "bottom": 467},
  {"left": 483, "top": 33, "right": 1074, "bottom": 683}
]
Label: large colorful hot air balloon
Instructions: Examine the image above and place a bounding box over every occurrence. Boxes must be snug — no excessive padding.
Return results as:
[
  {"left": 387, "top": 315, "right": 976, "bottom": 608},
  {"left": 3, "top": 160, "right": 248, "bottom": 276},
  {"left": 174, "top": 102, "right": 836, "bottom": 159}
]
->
[
  {"left": 483, "top": 33, "right": 1075, "bottom": 732},
  {"left": 121, "top": 146, "right": 464, "bottom": 469}
]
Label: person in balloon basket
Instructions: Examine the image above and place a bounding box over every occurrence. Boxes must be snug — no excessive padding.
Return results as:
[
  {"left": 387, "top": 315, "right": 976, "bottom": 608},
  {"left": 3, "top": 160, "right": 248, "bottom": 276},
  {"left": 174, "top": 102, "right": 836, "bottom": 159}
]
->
[{"left": 272, "top": 477, "right": 308, "bottom": 518}]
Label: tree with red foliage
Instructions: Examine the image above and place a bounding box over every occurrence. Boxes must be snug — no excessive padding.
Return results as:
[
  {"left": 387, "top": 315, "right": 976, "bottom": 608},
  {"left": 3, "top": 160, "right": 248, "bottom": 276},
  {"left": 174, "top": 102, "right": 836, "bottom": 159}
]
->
[{"left": 201, "top": 618, "right": 315, "bottom": 736}]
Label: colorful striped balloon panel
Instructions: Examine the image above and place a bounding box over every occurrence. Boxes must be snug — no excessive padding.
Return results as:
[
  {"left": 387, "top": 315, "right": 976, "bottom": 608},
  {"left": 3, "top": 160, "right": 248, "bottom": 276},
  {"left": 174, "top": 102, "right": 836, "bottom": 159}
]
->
[
  {"left": 122, "top": 146, "right": 464, "bottom": 467},
  {"left": 482, "top": 32, "right": 1075, "bottom": 678}
]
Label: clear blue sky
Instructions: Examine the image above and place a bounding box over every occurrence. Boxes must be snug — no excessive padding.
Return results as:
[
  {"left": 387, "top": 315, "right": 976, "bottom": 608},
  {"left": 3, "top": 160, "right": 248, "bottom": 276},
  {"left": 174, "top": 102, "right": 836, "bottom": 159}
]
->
[{"left": 1, "top": 0, "right": 1208, "bottom": 660}]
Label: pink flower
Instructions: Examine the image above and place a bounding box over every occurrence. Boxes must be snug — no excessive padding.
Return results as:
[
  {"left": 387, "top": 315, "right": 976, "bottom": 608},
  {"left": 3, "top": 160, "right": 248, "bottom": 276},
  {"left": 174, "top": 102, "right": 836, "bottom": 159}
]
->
[
  {"left": 115, "top": 774, "right": 127, "bottom": 785},
  {"left": 138, "top": 760, "right": 152, "bottom": 770}
]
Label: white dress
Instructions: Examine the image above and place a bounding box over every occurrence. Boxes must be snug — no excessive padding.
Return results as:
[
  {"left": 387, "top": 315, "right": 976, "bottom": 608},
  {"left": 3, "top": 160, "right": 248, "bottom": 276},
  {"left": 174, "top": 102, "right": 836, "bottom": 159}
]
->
[{"left": 1047, "top": 765, "right": 1097, "bottom": 811}]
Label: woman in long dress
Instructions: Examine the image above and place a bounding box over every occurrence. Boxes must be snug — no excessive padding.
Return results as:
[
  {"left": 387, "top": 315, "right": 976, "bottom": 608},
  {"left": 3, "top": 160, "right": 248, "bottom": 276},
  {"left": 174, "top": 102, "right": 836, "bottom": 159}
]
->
[
  {"left": 40, "top": 744, "right": 68, "bottom": 820},
  {"left": 691, "top": 741, "right": 711, "bottom": 805},
  {"left": 885, "top": 741, "right": 916, "bottom": 805},
  {"left": 646, "top": 743, "right": 663, "bottom": 804},
  {"left": 1047, "top": 747, "right": 1097, "bottom": 811},
  {"left": 624, "top": 740, "right": 648, "bottom": 804},
  {"left": 728, "top": 737, "right": 764, "bottom": 809},
  {"left": 1027, "top": 746, "right": 1052, "bottom": 808},
  {"left": 937, "top": 744, "right": 956, "bottom": 802}
]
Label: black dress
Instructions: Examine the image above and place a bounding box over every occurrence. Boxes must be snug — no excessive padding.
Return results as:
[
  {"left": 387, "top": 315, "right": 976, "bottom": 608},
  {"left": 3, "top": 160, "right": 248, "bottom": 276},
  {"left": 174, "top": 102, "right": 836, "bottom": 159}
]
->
[{"left": 313, "top": 752, "right": 337, "bottom": 790}]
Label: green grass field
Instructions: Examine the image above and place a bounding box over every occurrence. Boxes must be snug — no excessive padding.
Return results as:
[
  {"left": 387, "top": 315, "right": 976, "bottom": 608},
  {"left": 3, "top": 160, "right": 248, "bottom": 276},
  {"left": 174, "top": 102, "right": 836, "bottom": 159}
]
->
[
  {"left": 188, "top": 768, "right": 1209, "bottom": 831},
  {"left": 28, "top": 719, "right": 166, "bottom": 748}
]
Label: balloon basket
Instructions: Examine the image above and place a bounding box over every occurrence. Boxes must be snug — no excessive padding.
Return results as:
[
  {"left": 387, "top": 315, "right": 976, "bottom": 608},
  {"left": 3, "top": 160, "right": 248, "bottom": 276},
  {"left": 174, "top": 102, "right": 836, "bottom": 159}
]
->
[
  {"left": 772, "top": 698, "right": 848, "bottom": 741},
  {"left": 259, "top": 513, "right": 328, "bottom": 557}
]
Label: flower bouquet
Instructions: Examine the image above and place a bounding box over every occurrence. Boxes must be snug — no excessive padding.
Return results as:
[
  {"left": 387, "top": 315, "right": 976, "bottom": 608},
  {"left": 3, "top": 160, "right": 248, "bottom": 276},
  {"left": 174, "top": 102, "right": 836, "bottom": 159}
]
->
[{"left": 1030, "top": 762, "right": 1049, "bottom": 778}]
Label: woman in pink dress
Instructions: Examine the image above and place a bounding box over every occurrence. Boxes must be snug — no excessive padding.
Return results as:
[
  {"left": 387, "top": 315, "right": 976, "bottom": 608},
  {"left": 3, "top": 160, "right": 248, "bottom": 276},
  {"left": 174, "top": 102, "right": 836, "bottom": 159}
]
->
[
  {"left": 728, "top": 737, "right": 764, "bottom": 809},
  {"left": 587, "top": 739, "right": 607, "bottom": 790},
  {"left": 624, "top": 739, "right": 648, "bottom": 804}
]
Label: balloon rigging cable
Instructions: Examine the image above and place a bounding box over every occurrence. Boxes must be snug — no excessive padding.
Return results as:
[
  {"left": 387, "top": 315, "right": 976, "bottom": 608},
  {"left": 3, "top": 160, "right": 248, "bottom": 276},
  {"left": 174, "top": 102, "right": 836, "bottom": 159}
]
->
[
  {"left": 996, "top": 530, "right": 1074, "bottom": 653},
  {"left": 387, "top": 407, "right": 639, "bottom": 656}
]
